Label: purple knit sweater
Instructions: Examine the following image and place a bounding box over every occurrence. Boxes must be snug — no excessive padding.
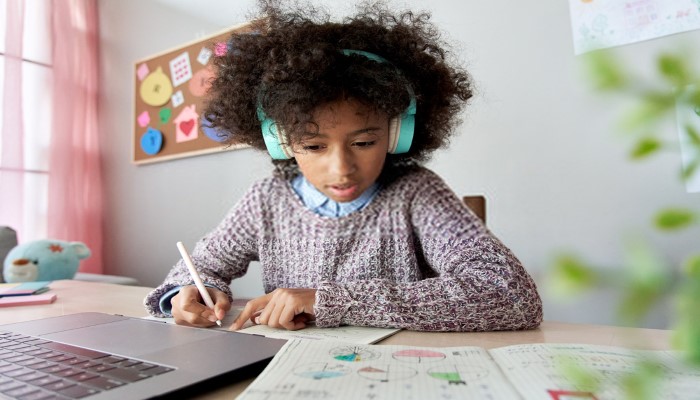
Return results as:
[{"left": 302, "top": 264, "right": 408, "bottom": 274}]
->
[{"left": 144, "top": 167, "right": 543, "bottom": 331}]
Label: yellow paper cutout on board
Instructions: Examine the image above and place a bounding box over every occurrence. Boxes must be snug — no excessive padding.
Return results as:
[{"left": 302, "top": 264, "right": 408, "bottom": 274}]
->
[{"left": 140, "top": 67, "right": 173, "bottom": 106}]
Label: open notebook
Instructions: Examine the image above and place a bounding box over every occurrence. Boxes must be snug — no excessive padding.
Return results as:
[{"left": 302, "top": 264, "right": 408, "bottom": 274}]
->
[
  {"left": 237, "top": 340, "right": 700, "bottom": 400},
  {"left": 144, "top": 307, "right": 400, "bottom": 345}
]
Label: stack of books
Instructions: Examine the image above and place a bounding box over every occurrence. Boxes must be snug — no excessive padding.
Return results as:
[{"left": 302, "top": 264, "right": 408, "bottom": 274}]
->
[{"left": 0, "top": 281, "right": 56, "bottom": 307}]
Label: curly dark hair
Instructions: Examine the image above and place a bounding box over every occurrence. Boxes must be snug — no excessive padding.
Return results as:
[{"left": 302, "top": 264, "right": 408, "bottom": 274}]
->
[{"left": 206, "top": 0, "right": 473, "bottom": 180}]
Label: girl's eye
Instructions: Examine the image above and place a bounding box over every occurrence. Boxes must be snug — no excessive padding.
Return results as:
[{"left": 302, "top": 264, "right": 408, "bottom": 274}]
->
[
  {"left": 301, "top": 144, "right": 324, "bottom": 152},
  {"left": 354, "top": 141, "right": 376, "bottom": 148}
]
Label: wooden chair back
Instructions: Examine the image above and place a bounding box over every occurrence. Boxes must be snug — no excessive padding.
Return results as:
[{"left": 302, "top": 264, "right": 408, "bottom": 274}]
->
[{"left": 462, "top": 195, "right": 486, "bottom": 224}]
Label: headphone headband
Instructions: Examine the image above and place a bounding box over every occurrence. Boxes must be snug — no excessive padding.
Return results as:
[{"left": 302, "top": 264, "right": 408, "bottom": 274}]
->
[{"left": 258, "top": 49, "right": 416, "bottom": 159}]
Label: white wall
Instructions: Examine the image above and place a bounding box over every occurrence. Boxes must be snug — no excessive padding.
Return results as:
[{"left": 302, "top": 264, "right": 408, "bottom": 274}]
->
[{"left": 97, "top": 0, "right": 699, "bottom": 328}]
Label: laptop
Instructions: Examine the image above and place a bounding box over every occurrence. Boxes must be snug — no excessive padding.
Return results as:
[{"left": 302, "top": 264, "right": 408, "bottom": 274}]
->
[{"left": 0, "top": 312, "right": 286, "bottom": 399}]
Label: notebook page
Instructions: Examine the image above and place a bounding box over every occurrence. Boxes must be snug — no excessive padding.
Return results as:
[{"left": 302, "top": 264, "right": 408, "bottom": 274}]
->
[
  {"left": 488, "top": 343, "right": 700, "bottom": 400},
  {"left": 143, "top": 308, "right": 400, "bottom": 344},
  {"left": 142, "top": 307, "right": 243, "bottom": 328},
  {"left": 652, "top": 350, "right": 700, "bottom": 399},
  {"left": 240, "top": 323, "right": 400, "bottom": 344},
  {"left": 237, "top": 339, "right": 521, "bottom": 400}
]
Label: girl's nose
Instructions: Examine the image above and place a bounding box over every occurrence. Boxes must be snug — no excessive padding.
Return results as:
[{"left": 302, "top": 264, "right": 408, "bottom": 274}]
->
[{"left": 328, "top": 147, "right": 357, "bottom": 176}]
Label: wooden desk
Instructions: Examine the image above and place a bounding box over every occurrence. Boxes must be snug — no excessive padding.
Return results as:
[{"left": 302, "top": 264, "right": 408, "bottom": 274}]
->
[{"left": 0, "top": 280, "right": 673, "bottom": 399}]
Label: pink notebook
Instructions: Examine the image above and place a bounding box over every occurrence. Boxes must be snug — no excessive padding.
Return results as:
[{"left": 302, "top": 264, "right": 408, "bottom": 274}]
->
[{"left": 0, "top": 293, "right": 57, "bottom": 307}]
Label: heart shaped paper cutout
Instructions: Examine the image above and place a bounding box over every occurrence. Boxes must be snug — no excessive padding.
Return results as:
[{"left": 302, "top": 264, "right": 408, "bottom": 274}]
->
[{"left": 180, "top": 119, "right": 194, "bottom": 135}]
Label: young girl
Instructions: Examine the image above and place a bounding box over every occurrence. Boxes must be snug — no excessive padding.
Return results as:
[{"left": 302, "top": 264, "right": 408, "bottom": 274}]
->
[{"left": 144, "top": 0, "right": 543, "bottom": 332}]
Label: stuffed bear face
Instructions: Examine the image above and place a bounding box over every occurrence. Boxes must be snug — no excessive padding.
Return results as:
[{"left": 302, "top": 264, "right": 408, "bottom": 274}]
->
[
  {"left": 3, "top": 240, "right": 91, "bottom": 283},
  {"left": 5, "top": 258, "right": 39, "bottom": 282}
]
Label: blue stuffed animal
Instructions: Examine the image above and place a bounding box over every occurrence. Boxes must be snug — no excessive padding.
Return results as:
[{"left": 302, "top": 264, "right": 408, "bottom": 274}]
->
[{"left": 3, "top": 240, "right": 91, "bottom": 283}]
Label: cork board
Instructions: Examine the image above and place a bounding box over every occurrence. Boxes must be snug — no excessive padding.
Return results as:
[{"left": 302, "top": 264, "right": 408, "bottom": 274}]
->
[{"left": 132, "top": 22, "right": 254, "bottom": 164}]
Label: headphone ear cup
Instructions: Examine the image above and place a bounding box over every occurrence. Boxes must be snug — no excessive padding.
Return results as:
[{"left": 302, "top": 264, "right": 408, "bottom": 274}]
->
[
  {"left": 260, "top": 117, "right": 293, "bottom": 159},
  {"left": 387, "top": 117, "right": 400, "bottom": 153},
  {"left": 388, "top": 113, "right": 414, "bottom": 154}
]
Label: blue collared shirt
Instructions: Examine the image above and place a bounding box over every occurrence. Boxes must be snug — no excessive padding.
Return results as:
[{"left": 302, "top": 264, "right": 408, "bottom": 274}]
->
[{"left": 291, "top": 175, "right": 381, "bottom": 218}]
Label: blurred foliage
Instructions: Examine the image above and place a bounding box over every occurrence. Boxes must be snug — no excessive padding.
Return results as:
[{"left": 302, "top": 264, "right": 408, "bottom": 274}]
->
[
  {"left": 586, "top": 50, "right": 628, "bottom": 91},
  {"left": 548, "top": 254, "right": 600, "bottom": 297},
  {"left": 630, "top": 137, "right": 662, "bottom": 159},
  {"left": 584, "top": 51, "right": 700, "bottom": 183},
  {"left": 617, "top": 237, "right": 672, "bottom": 326},
  {"left": 547, "top": 48, "right": 700, "bottom": 398},
  {"left": 557, "top": 352, "right": 664, "bottom": 400},
  {"left": 672, "top": 281, "right": 700, "bottom": 365},
  {"left": 558, "top": 356, "right": 602, "bottom": 393},
  {"left": 654, "top": 208, "right": 696, "bottom": 231},
  {"left": 620, "top": 359, "right": 664, "bottom": 400},
  {"left": 682, "top": 124, "right": 700, "bottom": 179},
  {"left": 672, "top": 253, "right": 700, "bottom": 365},
  {"left": 550, "top": 237, "right": 674, "bottom": 326}
]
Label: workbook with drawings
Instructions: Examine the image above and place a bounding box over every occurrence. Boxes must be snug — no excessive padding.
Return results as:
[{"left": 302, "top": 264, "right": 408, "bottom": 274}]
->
[
  {"left": 237, "top": 340, "right": 700, "bottom": 400},
  {"left": 143, "top": 307, "right": 400, "bottom": 344}
]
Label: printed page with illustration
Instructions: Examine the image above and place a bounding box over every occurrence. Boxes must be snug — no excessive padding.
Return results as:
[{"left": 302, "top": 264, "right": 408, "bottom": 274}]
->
[
  {"left": 238, "top": 339, "right": 519, "bottom": 400},
  {"left": 490, "top": 343, "right": 700, "bottom": 400},
  {"left": 238, "top": 340, "right": 700, "bottom": 400}
]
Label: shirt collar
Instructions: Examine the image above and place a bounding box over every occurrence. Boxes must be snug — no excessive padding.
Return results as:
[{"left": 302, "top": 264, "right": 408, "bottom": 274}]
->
[{"left": 291, "top": 175, "right": 381, "bottom": 217}]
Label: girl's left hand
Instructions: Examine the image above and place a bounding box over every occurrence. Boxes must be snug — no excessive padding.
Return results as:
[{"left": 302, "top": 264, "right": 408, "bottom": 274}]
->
[{"left": 230, "top": 288, "right": 317, "bottom": 331}]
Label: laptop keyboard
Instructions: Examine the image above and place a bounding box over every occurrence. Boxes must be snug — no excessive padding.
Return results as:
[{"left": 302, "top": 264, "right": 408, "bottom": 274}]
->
[{"left": 0, "top": 331, "right": 175, "bottom": 399}]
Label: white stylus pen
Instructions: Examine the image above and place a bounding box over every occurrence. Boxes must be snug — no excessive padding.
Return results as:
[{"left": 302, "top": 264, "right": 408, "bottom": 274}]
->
[{"left": 176, "top": 241, "right": 222, "bottom": 327}]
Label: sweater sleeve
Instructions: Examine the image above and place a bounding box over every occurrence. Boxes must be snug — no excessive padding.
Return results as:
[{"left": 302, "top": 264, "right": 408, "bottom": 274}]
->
[
  {"left": 314, "top": 173, "right": 543, "bottom": 331},
  {"left": 143, "top": 180, "right": 265, "bottom": 317}
]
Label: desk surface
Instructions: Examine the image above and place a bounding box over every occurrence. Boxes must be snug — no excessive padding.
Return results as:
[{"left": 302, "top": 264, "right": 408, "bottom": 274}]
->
[{"left": 0, "top": 280, "right": 673, "bottom": 399}]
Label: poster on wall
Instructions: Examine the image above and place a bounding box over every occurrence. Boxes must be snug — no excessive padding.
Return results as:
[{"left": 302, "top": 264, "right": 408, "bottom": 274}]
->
[
  {"left": 132, "top": 22, "right": 254, "bottom": 164},
  {"left": 568, "top": 0, "right": 700, "bottom": 55}
]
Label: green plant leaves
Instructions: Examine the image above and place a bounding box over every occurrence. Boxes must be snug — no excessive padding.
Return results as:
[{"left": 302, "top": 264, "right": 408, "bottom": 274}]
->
[
  {"left": 584, "top": 51, "right": 628, "bottom": 91},
  {"left": 620, "top": 359, "right": 664, "bottom": 400},
  {"left": 672, "top": 268, "right": 700, "bottom": 364},
  {"left": 630, "top": 137, "right": 662, "bottom": 159},
  {"left": 686, "top": 124, "right": 700, "bottom": 147},
  {"left": 559, "top": 357, "right": 601, "bottom": 393},
  {"left": 617, "top": 237, "right": 672, "bottom": 325},
  {"left": 563, "top": 48, "right": 700, "bottom": 372},
  {"left": 653, "top": 208, "right": 697, "bottom": 231},
  {"left": 658, "top": 54, "right": 690, "bottom": 87},
  {"left": 682, "top": 158, "right": 699, "bottom": 181},
  {"left": 548, "top": 254, "right": 600, "bottom": 297},
  {"left": 671, "top": 319, "right": 700, "bottom": 365},
  {"left": 620, "top": 91, "right": 675, "bottom": 132},
  {"left": 681, "top": 124, "right": 700, "bottom": 182},
  {"left": 684, "top": 254, "right": 700, "bottom": 278}
]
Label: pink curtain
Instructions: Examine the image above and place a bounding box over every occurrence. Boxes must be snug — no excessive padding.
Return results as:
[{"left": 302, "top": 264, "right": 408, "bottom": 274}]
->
[
  {"left": 0, "top": 0, "right": 26, "bottom": 238},
  {"left": 48, "top": 0, "right": 103, "bottom": 274}
]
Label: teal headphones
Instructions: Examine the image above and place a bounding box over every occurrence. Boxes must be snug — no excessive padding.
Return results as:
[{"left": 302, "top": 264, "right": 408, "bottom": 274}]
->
[{"left": 257, "top": 49, "right": 417, "bottom": 160}]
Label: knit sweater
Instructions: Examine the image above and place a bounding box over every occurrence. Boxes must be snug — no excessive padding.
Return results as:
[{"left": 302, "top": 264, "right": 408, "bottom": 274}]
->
[{"left": 144, "top": 167, "right": 543, "bottom": 331}]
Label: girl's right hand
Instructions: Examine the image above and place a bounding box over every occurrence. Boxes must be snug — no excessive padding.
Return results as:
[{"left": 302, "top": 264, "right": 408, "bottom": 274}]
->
[{"left": 170, "top": 285, "right": 230, "bottom": 327}]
